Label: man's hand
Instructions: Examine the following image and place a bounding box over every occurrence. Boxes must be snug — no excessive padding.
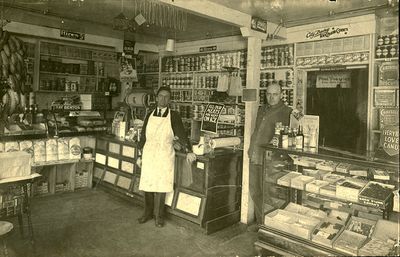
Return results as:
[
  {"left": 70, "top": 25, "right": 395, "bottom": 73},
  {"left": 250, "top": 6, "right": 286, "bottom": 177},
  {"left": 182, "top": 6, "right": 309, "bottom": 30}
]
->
[{"left": 186, "top": 153, "right": 196, "bottom": 163}]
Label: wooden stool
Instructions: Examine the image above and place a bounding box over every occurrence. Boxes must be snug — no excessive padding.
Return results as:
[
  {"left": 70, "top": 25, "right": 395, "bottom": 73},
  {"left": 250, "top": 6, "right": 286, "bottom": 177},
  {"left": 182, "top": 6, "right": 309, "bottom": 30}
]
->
[{"left": 0, "top": 221, "right": 13, "bottom": 257}]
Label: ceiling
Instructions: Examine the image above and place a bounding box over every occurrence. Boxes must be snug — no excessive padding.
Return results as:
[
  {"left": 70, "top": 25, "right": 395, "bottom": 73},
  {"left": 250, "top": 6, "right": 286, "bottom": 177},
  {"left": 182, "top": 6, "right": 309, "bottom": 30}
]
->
[{"left": 1, "top": 0, "right": 398, "bottom": 43}]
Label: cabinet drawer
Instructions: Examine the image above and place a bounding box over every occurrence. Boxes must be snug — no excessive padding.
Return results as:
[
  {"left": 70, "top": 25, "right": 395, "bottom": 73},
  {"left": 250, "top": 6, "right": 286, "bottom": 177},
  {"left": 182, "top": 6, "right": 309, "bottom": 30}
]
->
[
  {"left": 108, "top": 142, "right": 121, "bottom": 154},
  {"left": 95, "top": 153, "right": 106, "bottom": 165},
  {"left": 103, "top": 171, "right": 117, "bottom": 184},
  {"left": 107, "top": 156, "right": 120, "bottom": 169},
  {"left": 96, "top": 139, "right": 108, "bottom": 151},
  {"left": 122, "top": 145, "right": 135, "bottom": 158},
  {"left": 116, "top": 176, "right": 131, "bottom": 190},
  {"left": 121, "top": 160, "right": 134, "bottom": 174}
]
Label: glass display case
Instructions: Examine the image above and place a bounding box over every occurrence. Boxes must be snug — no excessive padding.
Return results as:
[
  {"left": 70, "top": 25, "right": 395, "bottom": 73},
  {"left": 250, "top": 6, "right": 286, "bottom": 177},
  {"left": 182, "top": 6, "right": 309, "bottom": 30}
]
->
[{"left": 255, "top": 145, "right": 399, "bottom": 256}]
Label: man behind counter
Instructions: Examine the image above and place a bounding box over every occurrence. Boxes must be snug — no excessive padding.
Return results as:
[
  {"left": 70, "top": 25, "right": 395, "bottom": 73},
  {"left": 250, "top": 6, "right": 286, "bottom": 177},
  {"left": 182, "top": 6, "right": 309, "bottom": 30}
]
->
[
  {"left": 248, "top": 82, "right": 292, "bottom": 229},
  {"left": 137, "top": 86, "right": 196, "bottom": 228}
]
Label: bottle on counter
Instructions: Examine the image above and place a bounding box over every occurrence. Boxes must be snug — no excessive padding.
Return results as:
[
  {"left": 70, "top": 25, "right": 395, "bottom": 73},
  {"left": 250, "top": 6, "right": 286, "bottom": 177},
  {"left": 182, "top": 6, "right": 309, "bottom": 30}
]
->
[
  {"left": 295, "top": 125, "right": 304, "bottom": 149},
  {"left": 288, "top": 127, "right": 294, "bottom": 148},
  {"left": 281, "top": 126, "right": 289, "bottom": 149},
  {"left": 271, "top": 127, "right": 281, "bottom": 147}
]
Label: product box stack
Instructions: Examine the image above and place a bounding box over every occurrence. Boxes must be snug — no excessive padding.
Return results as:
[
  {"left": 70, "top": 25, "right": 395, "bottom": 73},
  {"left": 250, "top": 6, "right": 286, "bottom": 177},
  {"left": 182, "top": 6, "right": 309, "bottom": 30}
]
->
[
  {"left": 311, "top": 209, "right": 349, "bottom": 247},
  {"left": 0, "top": 151, "right": 31, "bottom": 179}
]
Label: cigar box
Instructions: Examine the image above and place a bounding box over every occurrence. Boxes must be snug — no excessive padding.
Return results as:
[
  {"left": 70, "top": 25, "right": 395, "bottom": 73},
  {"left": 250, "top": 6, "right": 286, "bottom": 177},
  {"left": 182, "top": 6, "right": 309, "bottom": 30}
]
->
[
  {"left": 277, "top": 171, "right": 301, "bottom": 187},
  {"left": 264, "top": 209, "right": 320, "bottom": 240},
  {"left": 305, "top": 180, "right": 330, "bottom": 194},
  {"left": 316, "top": 160, "right": 338, "bottom": 172},
  {"left": 335, "top": 163, "right": 351, "bottom": 174},
  {"left": 358, "top": 181, "right": 395, "bottom": 208},
  {"left": 333, "top": 230, "right": 367, "bottom": 255},
  {"left": 284, "top": 202, "right": 327, "bottom": 220},
  {"left": 290, "top": 175, "right": 315, "bottom": 190},
  {"left": 336, "top": 178, "right": 368, "bottom": 202}
]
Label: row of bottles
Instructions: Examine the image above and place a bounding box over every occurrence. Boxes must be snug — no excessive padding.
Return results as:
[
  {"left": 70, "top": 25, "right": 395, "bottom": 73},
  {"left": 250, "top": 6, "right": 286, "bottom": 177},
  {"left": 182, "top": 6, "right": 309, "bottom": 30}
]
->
[
  {"left": 163, "top": 50, "right": 247, "bottom": 72},
  {"left": 377, "top": 34, "right": 398, "bottom": 46},
  {"left": 261, "top": 45, "right": 294, "bottom": 68},
  {"left": 271, "top": 123, "right": 317, "bottom": 149},
  {"left": 375, "top": 45, "right": 398, "bottom": 59},
  {"left": 162, "top": 74, "right": 193, "bottom": 89}
]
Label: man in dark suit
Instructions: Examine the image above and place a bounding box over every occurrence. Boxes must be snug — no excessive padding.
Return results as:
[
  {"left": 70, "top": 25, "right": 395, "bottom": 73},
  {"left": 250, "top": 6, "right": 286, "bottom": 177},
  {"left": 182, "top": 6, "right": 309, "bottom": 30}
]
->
[{"left": 137, "top": 86, "right": 196, "bottom": 227}]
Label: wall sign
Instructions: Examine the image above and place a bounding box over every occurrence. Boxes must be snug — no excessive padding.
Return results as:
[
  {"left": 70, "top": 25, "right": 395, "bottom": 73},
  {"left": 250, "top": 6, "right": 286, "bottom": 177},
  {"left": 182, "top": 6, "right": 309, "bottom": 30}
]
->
[
  {"left": 305, "top": 25, "right": 349, "bottom": 40},
  {"left": 201, "top": 103, "right": 224, "bottom": 134},
  {"left": 199, "top": 46, "right": 217, "bottom": 52},
  {"left": 60, "top": 29, "right": 85, "bottom": 40},
  {"left": 316, "top": 71, "right": 351, "bottom": 88},
  {"left": 379, "top": 108, "right": 399, "bottom": 129},
  {"left": 379, "top": 126, "right": 399, "bottom": 157},
  {"left": 378, "top": 61, "right": 399, "bottom": 87},
  {"left": 374, "top": 89, "right": 396, "bottom": 107},
  {"left": 123, "top": 40, "right": 135, "bottom": 59},
  {"left": 251, "top": 17, "right": 268, "bottom": 33}
]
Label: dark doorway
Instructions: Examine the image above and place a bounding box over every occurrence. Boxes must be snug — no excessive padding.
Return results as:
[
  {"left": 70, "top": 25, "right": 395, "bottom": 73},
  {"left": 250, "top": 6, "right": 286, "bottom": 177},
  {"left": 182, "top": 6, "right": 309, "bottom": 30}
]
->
[{"left": 306, "top": 68, "right": 368, "bottom": 154}]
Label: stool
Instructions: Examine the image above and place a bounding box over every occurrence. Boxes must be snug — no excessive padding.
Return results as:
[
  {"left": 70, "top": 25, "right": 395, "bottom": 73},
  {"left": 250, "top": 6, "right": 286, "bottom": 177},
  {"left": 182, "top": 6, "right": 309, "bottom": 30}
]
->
[{"left": 0, "top": 221, "right": 13, "bottom": 257}]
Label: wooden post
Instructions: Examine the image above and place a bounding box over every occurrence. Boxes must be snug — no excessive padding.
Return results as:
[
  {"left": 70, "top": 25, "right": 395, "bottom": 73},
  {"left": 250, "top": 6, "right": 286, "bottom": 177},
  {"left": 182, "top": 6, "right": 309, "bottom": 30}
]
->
[{"left": 241, "top": 35, "right": 262, "bottom": 224}]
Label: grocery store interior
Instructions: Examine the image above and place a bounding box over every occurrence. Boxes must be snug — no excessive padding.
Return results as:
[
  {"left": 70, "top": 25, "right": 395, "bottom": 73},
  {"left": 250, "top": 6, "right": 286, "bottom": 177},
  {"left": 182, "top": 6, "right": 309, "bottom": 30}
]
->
[{"left": 0, "top": 0, "right": 399, "bottom": 257}]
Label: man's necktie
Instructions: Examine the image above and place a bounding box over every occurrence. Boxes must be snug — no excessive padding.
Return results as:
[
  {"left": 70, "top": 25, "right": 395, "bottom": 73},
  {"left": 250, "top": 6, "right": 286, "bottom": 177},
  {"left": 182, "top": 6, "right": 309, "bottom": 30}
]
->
[{"left": 158, "top": 108, "right": 162, "bottom": 117}]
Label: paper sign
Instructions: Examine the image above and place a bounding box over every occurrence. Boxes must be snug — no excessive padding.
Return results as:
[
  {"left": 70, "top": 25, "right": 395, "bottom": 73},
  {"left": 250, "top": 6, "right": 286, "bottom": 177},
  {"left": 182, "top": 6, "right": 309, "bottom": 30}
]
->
[
  {"left": 107, "top": 156, "right": 119, "bottom": 169},
  {"left": 201, "top": 103, "right": 224, "bottom": 134},
  {"left": 316, "top": 72, "right": 351, "bottom": 88},
  {"left": 305, "top": 24, "right": 350, "bottom": 40},
  {"left": 95, "top": 153, "right": 106, "bottom": 165},
  {"left": 121, "top": 161, "right": 134, "bottom": 174},
  {"left": 379, "top": 108, "right": 399, "bottom": 129},
  {"left": 196, "top": 162, "right": 205, "bottom": 170}
]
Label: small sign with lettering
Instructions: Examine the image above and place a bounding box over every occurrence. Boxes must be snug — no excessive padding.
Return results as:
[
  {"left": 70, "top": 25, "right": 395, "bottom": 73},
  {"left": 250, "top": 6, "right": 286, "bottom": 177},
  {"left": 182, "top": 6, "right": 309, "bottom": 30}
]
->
[
  {"left": 251, "top": 17, "right": 268, "bottom": 33},
  {"left": 305, "top": 25, "right": 349, "bottom": 40},
  {"left": 60, "top": 29, "right": 85, "bottom": 40},
  {"left": 379, "top": 126, "right": 399, "bottom": 157},
  {"left": 201, "top": 103, "right": 224, "bottom": 134},
  {"left": 199, "top": 46, "right": 217, "bottom": 52}
]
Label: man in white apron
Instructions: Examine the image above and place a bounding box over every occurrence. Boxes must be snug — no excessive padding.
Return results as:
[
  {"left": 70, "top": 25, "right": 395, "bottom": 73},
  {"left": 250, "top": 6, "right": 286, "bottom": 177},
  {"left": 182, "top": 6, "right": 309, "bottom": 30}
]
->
[{"left": 137, "top": 87, "right": 196, "bottom": 228}]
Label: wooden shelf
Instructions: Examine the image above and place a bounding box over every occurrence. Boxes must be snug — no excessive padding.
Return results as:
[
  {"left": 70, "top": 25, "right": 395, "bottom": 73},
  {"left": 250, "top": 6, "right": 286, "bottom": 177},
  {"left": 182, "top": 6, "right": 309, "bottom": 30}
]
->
[
  {"left": 40, "top": 71, "right": 105, "bottom": 78},
  {"left": 138, "top": 72, "right": 159, "bottom": 75},
  {"left": 372, "top": 130, "right": 382, "bottom": 133},
  {"left": 375, "top": 57, "right": 398, "bottom": 62},
  {"left": 260, "top": 87, "right": 295, "bottom": 90},
  {"left": 32, "top": 158, "right": 93, "bottom": 167},
  {"left": 297, "top": 61, "right": 369, "bottom": 69},
  {"left": 373, "top": 86, "right": 399, "bottom": 90},
  {"left": 40, "top": 53, "right": 93, "bottom": 62},
  {"left": 260, "top": 65, "right": 294, "bottom": 70}
]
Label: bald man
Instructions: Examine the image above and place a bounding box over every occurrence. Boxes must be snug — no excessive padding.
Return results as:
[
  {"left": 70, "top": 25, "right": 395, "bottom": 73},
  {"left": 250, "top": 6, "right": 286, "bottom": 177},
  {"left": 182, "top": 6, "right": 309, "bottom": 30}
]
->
[{"left": 248, "top": 82, "right": 292, "bottom": 229}]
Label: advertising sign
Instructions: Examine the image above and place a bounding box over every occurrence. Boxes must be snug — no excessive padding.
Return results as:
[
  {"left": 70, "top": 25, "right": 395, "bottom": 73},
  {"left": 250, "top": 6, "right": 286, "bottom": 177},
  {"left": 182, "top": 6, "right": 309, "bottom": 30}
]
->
[
  {"left": 379, "top": 125, "right": 399, "bottom": 157},
  {"left": 201, "top": 103, "right": 224, "bottom": 134}
]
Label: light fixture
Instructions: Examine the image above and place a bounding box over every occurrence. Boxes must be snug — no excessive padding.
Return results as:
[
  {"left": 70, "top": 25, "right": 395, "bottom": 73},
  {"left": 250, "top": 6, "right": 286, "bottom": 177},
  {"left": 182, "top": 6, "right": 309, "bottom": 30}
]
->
[
  {"left": 165, "top": 39, "right": 175, "bottom": 52},
  {"left": 113, "top": 0, "right": 129, "bottom": 31},
  {"left": 134, "top": 13, "right": 146, "bottom": 26}
]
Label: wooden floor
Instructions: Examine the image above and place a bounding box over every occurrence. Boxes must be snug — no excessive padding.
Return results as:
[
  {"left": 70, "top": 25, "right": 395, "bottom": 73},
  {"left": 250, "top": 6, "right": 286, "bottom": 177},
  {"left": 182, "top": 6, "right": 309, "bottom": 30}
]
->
[{"left": 5, "top": 188, "right": 258, "bottom": 257}]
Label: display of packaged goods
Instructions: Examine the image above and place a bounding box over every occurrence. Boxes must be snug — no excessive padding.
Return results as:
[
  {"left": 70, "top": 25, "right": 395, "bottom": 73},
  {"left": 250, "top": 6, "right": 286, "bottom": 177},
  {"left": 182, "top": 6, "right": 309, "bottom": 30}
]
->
[
  {"left": 319, "top": 184, "right": 337, "bottom": 198},
  {"left": 19, "top": 140, "right": 33, "bottom": 156},
  {"left": 316, "top": 160, "right": 338, "bottom": 172},
  {"left": 46, "top": 139, "right": 58, "bottom": 162},
  {"left": 322, "top": 173, "right": 345, "bottom": 183},
  {"left": 311, "top": 220, "right": 345, "bottom": 247},
  {"left": 290, "top": 175, "right": 315, "bottom": 190},
  {"left": 370, "top": 168, "right": 390, "bottom": 181},
  {"left": 57, "top": 138, "right": 70, "bottom": 160},
  {"left": 277, "top": 171, "right": 301, "bottom": 187},
  {"left": 305, "top": 180, "right": 330, "bottom": 194},
  {"left": 264, "top": 209, "right": 320, "bottom": 240},
  {"left": 291, "top": 155, "right": 323, "bottom": 168},
  {"left": 349, "top": 166, "right": 369, "bottom": 177},
  {"left": 346, "top": 216, "right": 376, "bottom": 237},
  {"left": 335, "top": 163, "right": 351, "bottom": 174},
  {"left": 358, "top": 238, "right": 395, "bottom": 256},
  {"left": 5, "top": 141, "right": 20, "bottom": 152},
  {"left": 69, "top": 137, "right": 81, "bottom": 160},
  {"left": 284, "top": 202, "right": 327, "bottom": 220},
  {"left": 358, "top": 181, "right": 395, "bottom": 208},
  {"left": 333, "top": 230, "right": 367, "bottom": 255},
  {"left": 33, "top": 140, "right": 46, "bottom": 163},
  {"left": 336, "top": 178, "right": 368, "bottom": 202}
]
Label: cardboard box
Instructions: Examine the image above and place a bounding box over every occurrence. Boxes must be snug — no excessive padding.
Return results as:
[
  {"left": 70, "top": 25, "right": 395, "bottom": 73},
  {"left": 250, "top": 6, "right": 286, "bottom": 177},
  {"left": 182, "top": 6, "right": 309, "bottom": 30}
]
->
[
  {"left": 5, "top": 141, "right": 19, "bottom": 152},
  {"left": 316, "top": 160, "right": 338, "bottom": 172},
  {"left": 336, "top": 178, "right": 367, "bottom": 202},
  {"left": 57, "top": 138, "right": 70, "bottom": 160},
  {"left": 305, "top": 180, "right": 330, "bottom": 194},
  {"left": 33, "top": 140, "right": 46, "bottom": 163},
  {"left": 46, "top": 139, "right": 58, "bottom": 162},
  {"left": 264, "top": 209, "right": 320, "bottom": 240},
  {"left": 69, "top": 137, "right": 81, "bottom": 160},
  {"left": 284, "top": 202, "right": 327, "bottom": 220},
  {"left": 290, "top": 175, "right": 315, "bottom": 190},
  {"left": 0, "top": 151, "right": 31, "bottom": 179},
  {"left": 335, "top": 163, "right": 351, "bottom": 174},
  {"left": 333, "top": 230, "right": 367, "bottom": 255},
  {"left": 277, "top": 171, "right": 301, "bottom": 187},
  {"left": 358, "top": 181, "right": 395, "bottom": 208}
]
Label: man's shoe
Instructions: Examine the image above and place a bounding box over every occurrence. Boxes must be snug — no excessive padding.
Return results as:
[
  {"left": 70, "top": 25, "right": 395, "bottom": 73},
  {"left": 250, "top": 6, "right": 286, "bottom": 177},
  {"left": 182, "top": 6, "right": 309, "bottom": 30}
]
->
[
  {"left": 155, "top": 217, "right": 164, "bottom": 228},
  {"left": 138, "top": 215, "right": 153, "bottom": 224}
]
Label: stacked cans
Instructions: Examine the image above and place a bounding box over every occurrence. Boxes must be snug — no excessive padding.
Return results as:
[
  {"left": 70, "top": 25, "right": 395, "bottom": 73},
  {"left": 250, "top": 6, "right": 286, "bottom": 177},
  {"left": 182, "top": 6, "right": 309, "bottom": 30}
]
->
[
  {"left": 261, "top": 45, "right": 294, "bottom": 68},
  {"left": 376, "top": 34, "right": 398, "bottom": 59}
]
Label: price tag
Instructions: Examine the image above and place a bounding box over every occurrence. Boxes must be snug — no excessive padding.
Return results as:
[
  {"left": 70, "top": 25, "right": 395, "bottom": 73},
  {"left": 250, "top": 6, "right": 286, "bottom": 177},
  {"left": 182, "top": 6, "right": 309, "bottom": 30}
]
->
[{"left": 196, "top": 162, "right": 205, "bottom": 170}]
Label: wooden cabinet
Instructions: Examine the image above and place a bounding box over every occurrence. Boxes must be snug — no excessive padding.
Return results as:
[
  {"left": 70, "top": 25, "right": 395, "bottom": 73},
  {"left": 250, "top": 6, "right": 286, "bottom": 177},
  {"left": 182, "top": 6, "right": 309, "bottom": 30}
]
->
[
  {"left": 256, "top": 145, "right": 399, "bottom": 256},
  {"left": 170, "top": 149, "right": 242, "bottom": 234},
  {"left": 93, "top": 135, "right": 141, "bottom": 200}
]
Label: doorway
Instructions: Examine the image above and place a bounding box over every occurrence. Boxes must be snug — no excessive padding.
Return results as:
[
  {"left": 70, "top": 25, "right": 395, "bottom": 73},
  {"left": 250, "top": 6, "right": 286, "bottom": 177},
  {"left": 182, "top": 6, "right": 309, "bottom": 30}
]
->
[{"left": 306, "top": 68, "right": 369, "bottom": 154}]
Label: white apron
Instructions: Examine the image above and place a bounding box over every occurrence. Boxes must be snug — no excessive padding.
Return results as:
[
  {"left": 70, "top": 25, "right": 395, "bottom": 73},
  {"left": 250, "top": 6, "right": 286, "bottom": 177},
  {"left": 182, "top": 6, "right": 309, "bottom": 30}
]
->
[{"left": 139, "top": 109, "right": 175, "bottom": 192}]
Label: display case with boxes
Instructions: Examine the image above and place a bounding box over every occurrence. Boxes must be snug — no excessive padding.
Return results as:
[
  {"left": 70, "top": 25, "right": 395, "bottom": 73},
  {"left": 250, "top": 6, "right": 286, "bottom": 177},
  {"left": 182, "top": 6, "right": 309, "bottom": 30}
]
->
[{"left": 255, "top": 145, "right": 399, "bottom": 256}]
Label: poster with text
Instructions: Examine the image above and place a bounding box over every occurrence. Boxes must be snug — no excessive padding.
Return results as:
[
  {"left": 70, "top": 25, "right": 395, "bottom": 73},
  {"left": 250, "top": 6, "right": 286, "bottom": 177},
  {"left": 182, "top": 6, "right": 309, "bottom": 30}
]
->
[{"left": 201, "top": 103, "right": 224, "bottom": 134}]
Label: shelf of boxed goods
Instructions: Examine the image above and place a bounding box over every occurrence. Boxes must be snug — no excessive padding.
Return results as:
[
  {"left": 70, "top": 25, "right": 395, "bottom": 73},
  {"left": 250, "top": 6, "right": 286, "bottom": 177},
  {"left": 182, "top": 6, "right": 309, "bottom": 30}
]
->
[{"left": 255, "top": 145, "right": 399, "bottom": 257}]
